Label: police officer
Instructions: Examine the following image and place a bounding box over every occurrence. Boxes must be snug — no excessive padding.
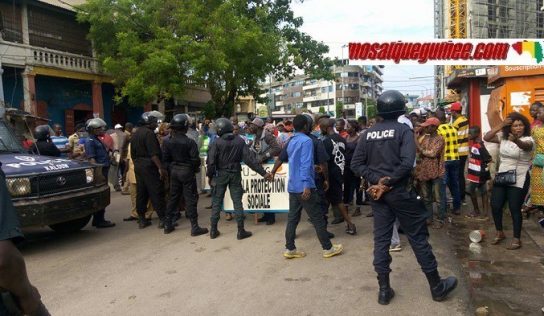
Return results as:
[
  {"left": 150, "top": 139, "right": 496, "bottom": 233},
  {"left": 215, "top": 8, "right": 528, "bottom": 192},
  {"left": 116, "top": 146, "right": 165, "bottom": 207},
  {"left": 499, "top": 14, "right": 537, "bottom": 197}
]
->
[
  {"left": 162, "top": 114, "right": 208, "bottom": 236},
  {"left": 207, "top": 118, "right": 273, "bottom": 240},
  {"left": 0, "top": 163, "right": 50, "bottom": 316},
  {"left": 350, "top": 90, "right": 457, "bottom": 305},
  {"left": 31, "top": 125, "right": 61, "bottom": 157},
  {"left": 85, "top": 118, "right": 116, "bottom": 228},
  {"left": 130, "top": 112, "right": 167, "bottom": 229}
]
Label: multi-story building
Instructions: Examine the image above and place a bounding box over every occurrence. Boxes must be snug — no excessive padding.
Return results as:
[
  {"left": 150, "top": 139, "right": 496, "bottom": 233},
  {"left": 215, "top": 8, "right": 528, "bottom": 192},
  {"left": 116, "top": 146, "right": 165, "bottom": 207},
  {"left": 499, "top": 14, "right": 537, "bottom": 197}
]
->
[
  {"left": 434, "top": 0, "right": 544, "bottom": 101},
  {"left": 0, "top": 0, "right": 213, "bottom": 133},
  {"left": 262, "top": 64, "right": 384, "bottom": 118},
  {"left": 0, "top": 0, "right": 114, "bottom": 134}
]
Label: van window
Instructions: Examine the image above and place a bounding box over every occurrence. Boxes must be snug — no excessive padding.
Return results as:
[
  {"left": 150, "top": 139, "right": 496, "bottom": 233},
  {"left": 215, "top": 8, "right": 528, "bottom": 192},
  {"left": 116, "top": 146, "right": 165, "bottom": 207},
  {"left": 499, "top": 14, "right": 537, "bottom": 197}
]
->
[{"left": 0, "top": 121, "right": 24, "bottom": 153}]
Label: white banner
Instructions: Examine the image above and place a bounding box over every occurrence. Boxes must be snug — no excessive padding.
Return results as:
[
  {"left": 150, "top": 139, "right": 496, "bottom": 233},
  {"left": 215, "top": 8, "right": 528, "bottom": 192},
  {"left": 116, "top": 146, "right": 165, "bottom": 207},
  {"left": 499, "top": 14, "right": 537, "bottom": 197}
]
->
[{"left": 223, "top": 162, "right": 289, "bottom": 213}]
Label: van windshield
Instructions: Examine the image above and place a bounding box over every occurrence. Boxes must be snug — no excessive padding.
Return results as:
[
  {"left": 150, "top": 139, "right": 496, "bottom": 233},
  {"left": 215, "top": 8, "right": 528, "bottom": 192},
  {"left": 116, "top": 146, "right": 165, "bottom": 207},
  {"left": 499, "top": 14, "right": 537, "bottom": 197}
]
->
[{"left": 0, "top": 121, "right": 24, "bottom": 153}]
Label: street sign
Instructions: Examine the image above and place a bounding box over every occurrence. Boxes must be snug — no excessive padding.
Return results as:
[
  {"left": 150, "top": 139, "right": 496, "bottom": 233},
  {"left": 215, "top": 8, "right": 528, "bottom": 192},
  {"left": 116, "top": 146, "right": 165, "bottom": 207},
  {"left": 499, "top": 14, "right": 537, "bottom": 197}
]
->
[{"left": 223, "top": 162, "right": 289, "bottom": 213}]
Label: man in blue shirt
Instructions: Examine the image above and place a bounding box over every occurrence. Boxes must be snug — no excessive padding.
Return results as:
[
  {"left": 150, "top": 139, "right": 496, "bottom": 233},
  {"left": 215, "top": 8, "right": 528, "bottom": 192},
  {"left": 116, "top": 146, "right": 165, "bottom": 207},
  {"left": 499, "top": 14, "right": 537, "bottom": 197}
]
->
[
  {"left": 273, "top": 115, "right": 343, "bottom": 259},
  {"left": 85, "top": 118, "right": 116, "bottom": 228},
  {"left": 51, "top": 124, "right": 69, "bottom": 156}
]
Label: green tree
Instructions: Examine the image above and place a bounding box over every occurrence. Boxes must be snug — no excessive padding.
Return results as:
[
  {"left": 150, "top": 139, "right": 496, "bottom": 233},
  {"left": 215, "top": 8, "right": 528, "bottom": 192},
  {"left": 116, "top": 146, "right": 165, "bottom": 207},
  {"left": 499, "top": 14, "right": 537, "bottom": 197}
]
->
[
  {"left": 78, "top": 0, "right": 334, "bottom": 116},
  {"left": 318, "top": 106, "right": 325, "bottom": 114},
  {"left": 335, "top": 101, "right": 344, "bottom": 118}
]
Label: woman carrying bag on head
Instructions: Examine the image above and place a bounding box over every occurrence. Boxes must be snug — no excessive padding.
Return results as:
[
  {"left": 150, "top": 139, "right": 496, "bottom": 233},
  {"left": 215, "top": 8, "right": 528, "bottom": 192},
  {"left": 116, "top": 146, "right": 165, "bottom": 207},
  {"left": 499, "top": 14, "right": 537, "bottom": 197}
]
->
[{"left": 484, "top": 112, "right": 534, "bottom": 250}]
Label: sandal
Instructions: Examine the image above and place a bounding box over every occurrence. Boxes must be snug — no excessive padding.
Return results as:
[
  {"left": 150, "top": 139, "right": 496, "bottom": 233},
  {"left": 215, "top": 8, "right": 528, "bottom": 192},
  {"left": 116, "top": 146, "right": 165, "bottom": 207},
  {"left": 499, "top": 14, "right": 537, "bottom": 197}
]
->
[
  {"left": 491, "top": 235, "right": 505, "bottom": 245},
  {"left": 506, "top": 239, "right": 521, "bottom": 250}
]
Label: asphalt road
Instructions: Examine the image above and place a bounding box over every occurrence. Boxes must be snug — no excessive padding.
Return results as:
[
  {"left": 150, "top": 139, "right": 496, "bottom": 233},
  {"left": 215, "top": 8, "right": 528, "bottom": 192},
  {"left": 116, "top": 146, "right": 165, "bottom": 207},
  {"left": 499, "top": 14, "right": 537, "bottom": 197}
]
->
[{"left": 19, "top": 192, "right": 471, "bottom": 316}]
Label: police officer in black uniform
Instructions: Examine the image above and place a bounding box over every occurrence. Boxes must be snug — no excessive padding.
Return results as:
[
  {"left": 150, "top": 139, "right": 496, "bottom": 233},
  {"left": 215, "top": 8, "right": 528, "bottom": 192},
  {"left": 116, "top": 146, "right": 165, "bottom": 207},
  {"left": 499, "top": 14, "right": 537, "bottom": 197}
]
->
[
  {"left": 350, "top": 90, "right": 457, "bottom": 305},
  {"left": 130, "top": 112, "right": 167, "bottom": 229},
  {"left": 85, "top": 118, "right": 116, "bottom": 228},
  {"left": 0, "top": 163, "right": 50, "bottom": 316},
  {"left": 162, "top": 114, "right": 208, "bottom": 236},
  {"left": 31, "top": 125, "right": 61, "bottom": 157},
  {"left": 207, "top": 118, "right": 272, "bottom": 240}
]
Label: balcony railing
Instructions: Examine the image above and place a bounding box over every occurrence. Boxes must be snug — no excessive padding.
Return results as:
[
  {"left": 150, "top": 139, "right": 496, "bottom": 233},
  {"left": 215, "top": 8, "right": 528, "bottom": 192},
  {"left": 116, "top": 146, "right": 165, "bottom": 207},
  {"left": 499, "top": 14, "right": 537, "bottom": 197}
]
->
[
  {"left": 0, "top": 40, "right": 102, "bottom": 74},
  {"left": 31, "top": 47, "right": 97, "bottom": 73}
]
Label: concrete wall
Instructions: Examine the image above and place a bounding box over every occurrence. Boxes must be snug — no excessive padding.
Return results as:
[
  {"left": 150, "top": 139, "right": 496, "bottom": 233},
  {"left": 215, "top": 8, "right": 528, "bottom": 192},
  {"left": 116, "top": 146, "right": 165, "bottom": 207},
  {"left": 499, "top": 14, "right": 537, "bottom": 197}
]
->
[{"left": 34, "top": 76, "right": 112, "bottom": 133}]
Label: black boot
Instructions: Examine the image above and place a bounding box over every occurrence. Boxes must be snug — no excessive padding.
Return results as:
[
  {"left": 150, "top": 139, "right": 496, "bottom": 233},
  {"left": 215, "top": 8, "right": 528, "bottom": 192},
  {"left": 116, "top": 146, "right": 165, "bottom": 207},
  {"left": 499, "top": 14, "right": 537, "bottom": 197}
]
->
[
  {"left": 425, "top": 270, "right": 458, "bottom": 302},
  {"left": 237, "top": 222, "right": 252, "bottom": 240},
  {"left": 210, "top": 223, "right": 220, "bottom": 239},
  {"left": 138, "top": 216, "right": 151, "bottom": 229},
  {"left": 190, "top": 219, "right": 209, "bottom": 236},
  {"left": 163, "top": 217, "right": 175, "bottom": 234},
  {"left": 377, "top": 273, "right": 395, "bottom": 305}
]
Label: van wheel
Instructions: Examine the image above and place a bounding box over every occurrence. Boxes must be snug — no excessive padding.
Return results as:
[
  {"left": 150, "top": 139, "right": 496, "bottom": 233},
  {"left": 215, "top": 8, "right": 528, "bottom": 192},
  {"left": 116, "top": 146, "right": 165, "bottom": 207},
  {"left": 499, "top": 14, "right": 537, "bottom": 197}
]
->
[{"left": 49, "top": 215, "right": 92, "bottom": 233}]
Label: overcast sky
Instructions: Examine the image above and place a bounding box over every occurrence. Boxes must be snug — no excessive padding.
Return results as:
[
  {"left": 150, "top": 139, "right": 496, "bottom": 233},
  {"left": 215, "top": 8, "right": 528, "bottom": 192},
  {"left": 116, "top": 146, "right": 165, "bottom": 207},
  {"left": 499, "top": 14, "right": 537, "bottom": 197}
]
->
[{"left": 291, "top": 0, "right": 436, "bottom": 97}]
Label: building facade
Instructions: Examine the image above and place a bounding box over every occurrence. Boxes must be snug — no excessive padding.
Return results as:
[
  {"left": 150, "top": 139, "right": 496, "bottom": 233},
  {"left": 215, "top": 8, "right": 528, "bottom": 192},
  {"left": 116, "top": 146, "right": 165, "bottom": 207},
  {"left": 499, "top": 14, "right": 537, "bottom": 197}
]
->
[
  {"left": 434, "top": 0, "right": 544, "bottom": 101},
  {"left": 0, "top": 0, "right": 118, "bottom": 134},
  {"left": 262, "top": 65, "right": 383, "bottom": 118},
  {"left": 0, "top": 0, "right": 217, "bottom": 133}
]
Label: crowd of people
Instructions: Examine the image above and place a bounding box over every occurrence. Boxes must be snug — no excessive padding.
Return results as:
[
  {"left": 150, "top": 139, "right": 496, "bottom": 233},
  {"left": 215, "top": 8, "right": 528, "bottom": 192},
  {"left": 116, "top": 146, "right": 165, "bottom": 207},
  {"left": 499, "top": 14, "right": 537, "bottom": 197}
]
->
[
  {"left": 10, "top": 89, "right": 544, "bottom": 309},
  {"left": 24, "top": 96, "right": 544, "bottom": 252}
]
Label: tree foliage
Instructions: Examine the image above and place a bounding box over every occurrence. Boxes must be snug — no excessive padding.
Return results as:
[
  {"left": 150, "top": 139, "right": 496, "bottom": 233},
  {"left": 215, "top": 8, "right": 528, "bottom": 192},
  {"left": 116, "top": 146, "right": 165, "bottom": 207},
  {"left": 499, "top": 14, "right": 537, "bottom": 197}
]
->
[{"left": 77, "top": 0, "right": 334, "bottom": 117}]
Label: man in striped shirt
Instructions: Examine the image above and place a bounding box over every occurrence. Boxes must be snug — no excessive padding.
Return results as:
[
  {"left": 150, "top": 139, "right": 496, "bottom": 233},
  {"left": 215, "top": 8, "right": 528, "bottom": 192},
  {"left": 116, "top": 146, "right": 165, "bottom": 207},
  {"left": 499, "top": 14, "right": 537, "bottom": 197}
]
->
[
  {"left": 451, "top": 102, "right": 469, "bottom": 204},
  {"left": 437, "top": 109, "right": 461, "bottom": 215}
]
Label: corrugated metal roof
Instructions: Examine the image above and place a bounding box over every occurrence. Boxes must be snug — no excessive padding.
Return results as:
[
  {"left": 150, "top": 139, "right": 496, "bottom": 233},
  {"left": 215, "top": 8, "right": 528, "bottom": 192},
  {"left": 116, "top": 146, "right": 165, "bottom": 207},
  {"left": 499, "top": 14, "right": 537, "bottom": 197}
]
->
[{"left": 36, "top": 0, "right": 86, "bottom": 11}]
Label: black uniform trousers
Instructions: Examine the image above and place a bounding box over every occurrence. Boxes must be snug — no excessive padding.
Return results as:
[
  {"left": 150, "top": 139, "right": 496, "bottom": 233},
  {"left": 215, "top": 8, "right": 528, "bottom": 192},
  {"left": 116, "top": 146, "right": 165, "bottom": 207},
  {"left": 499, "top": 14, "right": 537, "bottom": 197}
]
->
[
  {"left": 372, "top": 187, "right": 438, "bottom": 274},
  {"left": 167, "top": 166, "right": 199, "bottom": 221},
  {"left": 134, "top": 159, "right": 166, "bottom": 219},
  {"left": 211, "top": 170, "right": 245, "bottom": 226}
]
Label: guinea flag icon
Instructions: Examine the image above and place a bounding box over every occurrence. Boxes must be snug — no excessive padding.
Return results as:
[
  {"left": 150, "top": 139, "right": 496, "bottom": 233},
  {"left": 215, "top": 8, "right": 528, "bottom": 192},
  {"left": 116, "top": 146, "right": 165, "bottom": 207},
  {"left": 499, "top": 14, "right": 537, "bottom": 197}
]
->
[{"left": 512, "top": 41, "right": 523, "bottom": 55}]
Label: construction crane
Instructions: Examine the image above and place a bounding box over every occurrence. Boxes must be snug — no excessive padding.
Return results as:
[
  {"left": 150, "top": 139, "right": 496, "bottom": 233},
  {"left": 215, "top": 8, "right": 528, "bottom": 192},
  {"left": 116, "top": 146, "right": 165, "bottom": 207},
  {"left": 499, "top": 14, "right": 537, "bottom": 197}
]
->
[{"left": 446, "top": 0, "right": 467, "bottom": 75}]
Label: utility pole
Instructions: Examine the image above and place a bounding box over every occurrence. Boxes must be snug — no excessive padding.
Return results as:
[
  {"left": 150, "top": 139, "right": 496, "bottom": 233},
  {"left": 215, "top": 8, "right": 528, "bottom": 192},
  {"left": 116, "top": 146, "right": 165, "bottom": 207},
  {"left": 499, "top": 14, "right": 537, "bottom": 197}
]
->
[{"left": 341, "top": 44, "right": 347, "bottom": 109}]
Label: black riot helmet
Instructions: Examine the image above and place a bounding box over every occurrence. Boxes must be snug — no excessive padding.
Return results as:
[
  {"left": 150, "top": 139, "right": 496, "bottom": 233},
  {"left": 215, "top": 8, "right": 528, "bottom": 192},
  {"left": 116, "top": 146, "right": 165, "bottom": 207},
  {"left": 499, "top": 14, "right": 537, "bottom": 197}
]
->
[
  {"left": 86, "top": 118, "right": 107, "bottom": 133},
  {"left": 215, "top": 118, "right": 234, "bottom": 136},
  {"left": 170, "top": 114, "right": 189, "bottom": 130},
  {"left": 302, "top": 113, "right": 314, "bottom": 132},
  {"left": 139, "top": 111, "right": 159, "bottom": 126},
  {"left": 377, "top": 90, "right": 407, "bottom": 120},
  {"left": 34, "top": 125, "right": 51, "bottom": 141}
]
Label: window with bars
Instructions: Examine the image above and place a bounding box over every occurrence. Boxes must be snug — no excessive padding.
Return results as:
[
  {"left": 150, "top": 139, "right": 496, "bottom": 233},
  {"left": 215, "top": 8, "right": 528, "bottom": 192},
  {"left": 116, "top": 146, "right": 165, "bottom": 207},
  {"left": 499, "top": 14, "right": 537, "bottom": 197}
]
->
[
  {"left": 27, "top": 5, "right": 92, "bottom": 56},
  {"left": 0, "top": 1, "right": 22, "bottom": 43}
]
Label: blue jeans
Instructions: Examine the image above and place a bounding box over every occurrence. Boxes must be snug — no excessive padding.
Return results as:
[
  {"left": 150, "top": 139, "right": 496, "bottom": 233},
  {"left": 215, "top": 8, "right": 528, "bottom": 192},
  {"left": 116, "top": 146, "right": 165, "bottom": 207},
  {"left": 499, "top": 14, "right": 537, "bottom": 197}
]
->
[{"left": 443, "top": 160, "right": 461, "bottom": 211}]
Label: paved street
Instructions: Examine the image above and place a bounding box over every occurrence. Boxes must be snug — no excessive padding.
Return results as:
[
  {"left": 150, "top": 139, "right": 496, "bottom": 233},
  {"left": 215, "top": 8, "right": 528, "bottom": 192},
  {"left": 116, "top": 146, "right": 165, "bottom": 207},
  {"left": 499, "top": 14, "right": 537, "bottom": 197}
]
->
[{"left": 19, "top": 192, "right": 471, "bottom": 316}]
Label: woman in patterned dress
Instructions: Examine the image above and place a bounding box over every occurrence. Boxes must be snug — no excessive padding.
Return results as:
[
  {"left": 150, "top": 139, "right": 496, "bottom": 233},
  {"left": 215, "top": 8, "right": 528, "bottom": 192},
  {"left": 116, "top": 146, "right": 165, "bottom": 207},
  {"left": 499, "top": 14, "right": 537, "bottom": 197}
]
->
[{"left": 530, "top": 107, "right": 544, "bottom": 212}]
